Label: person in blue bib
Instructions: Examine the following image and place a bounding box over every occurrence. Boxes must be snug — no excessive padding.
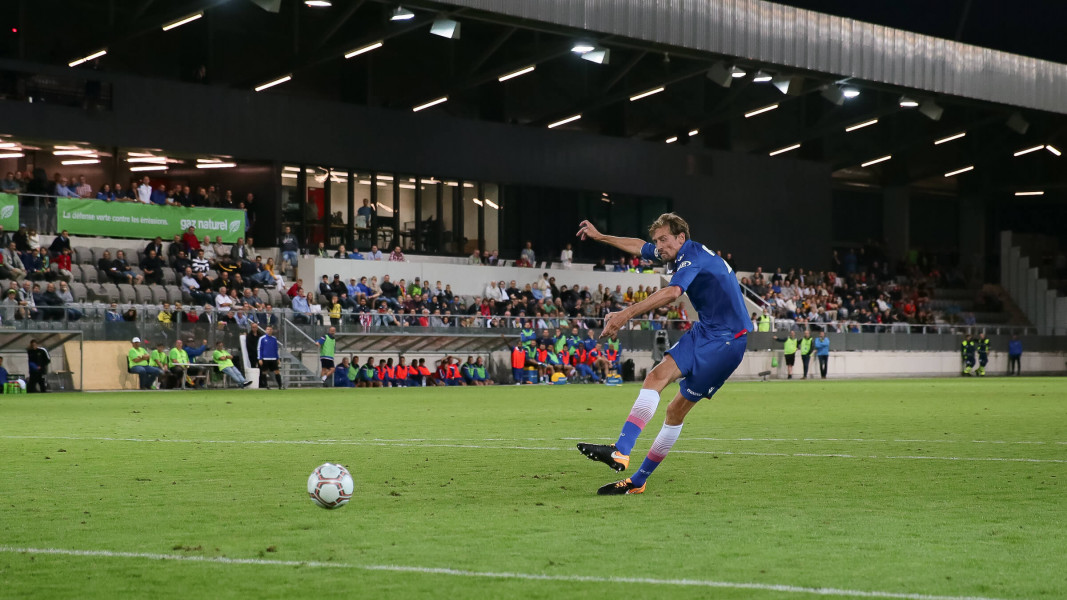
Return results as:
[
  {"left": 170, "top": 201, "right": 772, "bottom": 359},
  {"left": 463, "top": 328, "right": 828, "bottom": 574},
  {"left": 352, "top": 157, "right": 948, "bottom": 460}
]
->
[{"left": 575, "top": 213, "right": 749, "bottom": 495}]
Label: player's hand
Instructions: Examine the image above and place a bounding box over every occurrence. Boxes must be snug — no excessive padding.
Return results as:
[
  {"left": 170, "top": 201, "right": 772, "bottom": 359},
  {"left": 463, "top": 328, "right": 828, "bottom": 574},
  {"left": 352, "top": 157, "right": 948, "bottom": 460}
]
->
[
  {"left": 601, "top": 311, "right": 627, "bottom": 338},
  {"left": 576, "top": 220, "right": 602, "bottom": 242}
]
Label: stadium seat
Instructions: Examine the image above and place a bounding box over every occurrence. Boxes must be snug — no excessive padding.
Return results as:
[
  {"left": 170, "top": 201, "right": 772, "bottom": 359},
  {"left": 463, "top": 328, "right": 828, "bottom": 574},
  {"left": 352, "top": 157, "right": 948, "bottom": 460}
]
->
[
  {"left": 81, "top": 266, "right": 98, "bottom": 283},
  {"left": 133, "top": 285, "right": 154, "bottom": 304},
  {"left": 95, "top": 283, "right": 120, "bottom": 303},
  {"left": 89, "top": 247, "right": 108, "bottom": 264},
  {"left": 146, "top": 286, "right": 166, "bottom": 304},
  {"left": 165, "top": 286, "right": 183, "bottom": 304},
  {"left": 73, "top": 246, "right": 91, "bottom": 264},
  {"left": 118, "top": 284, "right": 137, "bottom": 304},
  {"left": 266, "top": 289, "right": 282, "bottom": 306},
  {"left": 164, "top": 269, "right": 179, "bottom": 286},
  {"left": 70, "top": 282, "right": 88, "bottom": 302},
  {"left": 255, "top": 288, "right": 269, "bottom": 304}
]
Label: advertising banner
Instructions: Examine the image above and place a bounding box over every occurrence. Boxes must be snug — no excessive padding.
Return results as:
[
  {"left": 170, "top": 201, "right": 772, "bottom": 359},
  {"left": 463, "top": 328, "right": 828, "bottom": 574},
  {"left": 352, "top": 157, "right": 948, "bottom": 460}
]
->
[
  {"left": 0, "top": 193, "right": 20, "bottom": 230},
  {"left": 57, "top": 198, "right": 246, "bottom": 242}
]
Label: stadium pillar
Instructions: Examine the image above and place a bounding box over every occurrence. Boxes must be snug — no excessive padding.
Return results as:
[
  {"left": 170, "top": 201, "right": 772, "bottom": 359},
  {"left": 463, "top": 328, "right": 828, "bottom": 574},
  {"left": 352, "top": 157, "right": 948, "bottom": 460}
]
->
[
  {"left": 346, "top": 170, "right": 355, "bottom": 250},
  {"left": 883, "top": 187, "right": 909, "bottom": 264}
]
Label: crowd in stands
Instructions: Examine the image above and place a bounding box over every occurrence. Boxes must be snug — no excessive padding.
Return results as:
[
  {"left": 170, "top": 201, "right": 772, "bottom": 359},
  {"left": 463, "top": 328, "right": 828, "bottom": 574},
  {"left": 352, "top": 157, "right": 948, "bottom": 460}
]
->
[
  {"left": 2, "top": 171, "right": 259, "bottom": 214},
  {"left": 279, "top": 269, "right": 689, "bottom": 332},
  {"left": 742, "top": 245, "right": 975, "bottom": 332}
]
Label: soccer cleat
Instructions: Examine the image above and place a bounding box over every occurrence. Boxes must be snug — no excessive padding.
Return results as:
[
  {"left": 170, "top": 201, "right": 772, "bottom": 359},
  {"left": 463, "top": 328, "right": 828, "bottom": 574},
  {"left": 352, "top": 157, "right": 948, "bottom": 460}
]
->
[
  {"left": 576, "top": 443, "right": 629, "bottom": 472},
  {"left": 597, "top": 478, "right": 645, "bottom": 495},
  {"left": 241, "top": 381, "right": 253, "bottom": 388}
]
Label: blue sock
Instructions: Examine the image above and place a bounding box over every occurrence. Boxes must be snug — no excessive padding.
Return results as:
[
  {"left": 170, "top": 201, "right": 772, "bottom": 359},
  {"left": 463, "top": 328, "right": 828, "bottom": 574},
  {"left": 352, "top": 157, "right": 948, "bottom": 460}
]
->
[
  {"left": 629, "top": 457, "right": 661, "bottom": 487},
  {"left": 615, "top": 421, "right": 643, "bottom": 455}
]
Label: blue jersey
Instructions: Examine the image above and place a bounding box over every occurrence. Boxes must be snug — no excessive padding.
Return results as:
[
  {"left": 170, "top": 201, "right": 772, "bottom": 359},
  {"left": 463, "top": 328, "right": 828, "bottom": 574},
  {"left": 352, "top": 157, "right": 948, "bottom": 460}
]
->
[
  {"left": 257, "top": 335, "right": 280, "bottom": 360},
  {"left": 643, "top": 239, "right": 749, "bottom": 336}
]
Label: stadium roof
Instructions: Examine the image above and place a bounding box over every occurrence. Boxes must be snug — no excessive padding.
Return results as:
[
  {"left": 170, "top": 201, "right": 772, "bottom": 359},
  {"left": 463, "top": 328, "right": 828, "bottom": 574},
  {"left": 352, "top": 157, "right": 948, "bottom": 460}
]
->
[{"left": 5, "top": 0, "right": 1067, "bottom": 194}]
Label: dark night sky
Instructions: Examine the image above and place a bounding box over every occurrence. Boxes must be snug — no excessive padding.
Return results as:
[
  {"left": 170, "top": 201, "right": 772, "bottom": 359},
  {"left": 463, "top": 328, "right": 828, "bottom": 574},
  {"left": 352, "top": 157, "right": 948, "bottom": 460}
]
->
[{"left": 772, "top": 1, "right": 1067, "bottom": 65}]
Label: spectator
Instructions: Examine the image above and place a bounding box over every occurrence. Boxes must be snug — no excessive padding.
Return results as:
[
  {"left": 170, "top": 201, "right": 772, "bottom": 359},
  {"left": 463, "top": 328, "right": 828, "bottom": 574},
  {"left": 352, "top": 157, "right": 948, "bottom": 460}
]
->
[
  {"left": 48, "top": 230, "right": 71, "bottom": 257},
  {"left": 168, "top": 339, "right": 203, "bottom": 388},
  {"left": 1008, "top": 335, "right": 1022, "bottom": 376},
  {"left": 2, "top": 242, "right": 26, "bottom": 280},
  {"left": 389, "top": 246, "right": 405, "bottom": 262},
  {"left": 286, "top": 278, "right": 303, "bottom": 299},
  {"left": 136, "top": 176, "right": 152, "bottom": 204},
  {"left": 74, "top": 175, "right": 93, "bottom": 198},
  {"left": 140, "top": 249, "right": 165, "bottom": 285},
  {"left": 468, "top": 248, "right": 483, "bottom": 265},
  {"left": 212, "top": 236, "right": 229, "bottom": 265},
  {"left": 486, "top": 250, "right": 499, "bottom": 266},
  {"left": 191, "top": 249, "right": 210, "bottom": 274},
  {"left": 307, "top": 292, "right": 323, "bottom": 324},
  {"left": 1, "top": 172, "right": 18, "bottom": 193},
  {"left": 212, "top": 341, "right": 252, "bottom": 388},
  {"left": 54, "top": 176, "right": 80, "bottom": 198},
  {"left": 37, "top": 282, "right": 65, "bottom": 321},
  {"left": 280, "top": 226, "right": 300, "bottom": 269},
  {"left": 814, "top": 331, "right": 830, "bottom": 379},
  {"left": 54, "top": 247, "right": 73, "bottom": 281},
  {"left": 111, "top": 250, "right": 143, "bottom": 284},
  {"left": 367, "top": 245, "right": 383, "bottom": 261},
  {"left": 291, "top": 290, "right": 312, "bottom": 324},
  {"left": 126, "top": 337, "right": 160, "bottom": 390},
  {"left": 215, "top": 285, "right": 234, "bottom": 317},
  {"left": 315, "top": 241, "right": 328, "bottom": 258},
  {"left": 520, "top": 241, "right": 536, "bottom": 266},
  {"left": 149, "top": 342, "right": 175, "bottom": 389},
  {"left": 560, "top": 243, "right": 573, "bottom": 268},
  {"left": 230, "top": 237, "right": 251, "bottom": 267},
  {"left": 27, "top": 339, "right": 51, "bottom": 393},
  {"left": 182, "top": 226, "right": 201, "bottom": 253},
  {"left": 357, "top": 198, "right": 374, "bottom": 226}
]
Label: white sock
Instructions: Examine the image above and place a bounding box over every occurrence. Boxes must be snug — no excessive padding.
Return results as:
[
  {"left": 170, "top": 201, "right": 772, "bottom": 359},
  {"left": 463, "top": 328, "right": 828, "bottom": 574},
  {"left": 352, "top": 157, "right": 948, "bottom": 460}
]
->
[{"left": 627, "top": 389, "right": 661, "bottom": 429}]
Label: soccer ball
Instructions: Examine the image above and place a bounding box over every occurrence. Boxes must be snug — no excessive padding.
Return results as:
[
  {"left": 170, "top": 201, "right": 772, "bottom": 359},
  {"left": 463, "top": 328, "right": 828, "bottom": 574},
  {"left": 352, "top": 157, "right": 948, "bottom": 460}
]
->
[{"left": 307, "top": 463, "right": 354, "bottom": 509}]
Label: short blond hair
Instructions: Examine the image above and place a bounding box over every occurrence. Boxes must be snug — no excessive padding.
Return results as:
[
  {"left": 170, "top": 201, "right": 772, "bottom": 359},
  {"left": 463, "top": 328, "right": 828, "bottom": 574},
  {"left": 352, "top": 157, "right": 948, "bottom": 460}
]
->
[{"left": 648, "top": 212, "right": 690, "bottom": 242}]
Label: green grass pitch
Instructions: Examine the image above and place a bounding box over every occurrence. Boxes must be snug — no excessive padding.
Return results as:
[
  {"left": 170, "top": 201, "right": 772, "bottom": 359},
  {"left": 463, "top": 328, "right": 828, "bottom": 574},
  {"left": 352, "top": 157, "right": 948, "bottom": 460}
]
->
[{"left": 1, "top": 378, "right": 1065, "bottom": 599}]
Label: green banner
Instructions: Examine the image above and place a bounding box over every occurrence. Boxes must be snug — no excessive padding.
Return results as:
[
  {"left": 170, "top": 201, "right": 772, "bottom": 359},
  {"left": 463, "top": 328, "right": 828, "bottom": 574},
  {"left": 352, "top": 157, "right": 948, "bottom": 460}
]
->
[
  {"left": 57, "top": 198, "right": 247, "bottom": 242},
  {"left": 0, "top": 193, "right": 20, "bottom": 230}
]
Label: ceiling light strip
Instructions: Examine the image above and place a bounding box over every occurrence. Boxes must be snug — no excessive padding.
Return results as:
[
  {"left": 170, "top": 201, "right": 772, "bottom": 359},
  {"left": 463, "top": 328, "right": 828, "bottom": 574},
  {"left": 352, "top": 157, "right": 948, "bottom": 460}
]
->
[
  {"left": 345, "top": 41, "right": 383, "bottom": 59},
  {"left": 745, "top": 104, "right": 779, "bottom": 118},
  {"left": 769, "top": 143, "right": 801, "bottom": 156},
  {"left": 498, "top": 65, "right": 535, "bottom": 82},
  {"left": 547, "top": 114, "right": 581, "bottom": 129},
  {"left": 412, "top": 96, "right": 448, "bottom": 112},
  {"left": 162, "top": 12, "right": 203, "bottom": 32},
  {"left": 861, "top": 155, "right": 892, "bottom": 167},
  {"left": 1013, "top": 145, "right": 1044, "bottom": 157},
  {"left": 944, "top": 166, "right": 974, "bottom": 177},
  {"left": 255, "top": 75, "right": 292, "bottom": 92},
  {"left": 629, "top": 86, "right": 665, "bottom": 102},
  {"left": 1014, "top": 191, "right": 1044, "bottom": 196},
  {"left": 845, "top": 119, "right": 878, "bottom": 132},
  {"left": 69, "top": 50, "right": 106, "bottom": 67},
  {"left": 934, "top": 132, "right": 966, "bottom": 145}
]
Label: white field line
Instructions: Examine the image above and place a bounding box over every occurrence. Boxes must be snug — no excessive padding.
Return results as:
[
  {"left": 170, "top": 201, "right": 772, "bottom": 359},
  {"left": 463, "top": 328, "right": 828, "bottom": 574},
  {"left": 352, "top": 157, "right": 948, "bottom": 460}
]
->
[
  {"left": 3, "top": 435, "right": 1065, "bottom": 464},
  {"left": 0, "top": 546, "right": 1015, "bottom": 600}
]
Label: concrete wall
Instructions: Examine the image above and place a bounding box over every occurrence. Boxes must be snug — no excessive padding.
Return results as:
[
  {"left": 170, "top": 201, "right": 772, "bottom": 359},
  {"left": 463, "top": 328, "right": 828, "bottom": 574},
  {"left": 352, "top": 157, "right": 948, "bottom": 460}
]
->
[{"left": 303, "top": 256, "right": 664, "bottom": 299}]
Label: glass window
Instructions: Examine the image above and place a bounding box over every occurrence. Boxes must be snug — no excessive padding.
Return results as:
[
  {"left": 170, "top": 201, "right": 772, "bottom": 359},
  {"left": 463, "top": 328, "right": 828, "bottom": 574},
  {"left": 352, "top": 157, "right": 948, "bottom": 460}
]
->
[
  {"left": 461, "top": 181, "right": 478, "bottom": 256},
  {"left": 398, "top": 176, "right": 417, "bottom": 251},
  {"left": 418, "top": 177, "right": 441, "bottom": 253},
  {"left": 374, "top": 173, "right": 396, "bottom": 251}
]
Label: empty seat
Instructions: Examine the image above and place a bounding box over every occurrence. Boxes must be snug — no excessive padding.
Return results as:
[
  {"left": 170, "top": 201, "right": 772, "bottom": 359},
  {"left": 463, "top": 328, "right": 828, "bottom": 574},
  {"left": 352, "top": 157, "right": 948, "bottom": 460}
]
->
[
  {"left": 70, "top": 282, "right": 89, "bottom": 303},
  {"left": 73, "top": 246, "right": 91, "bottom": 264},
  {"left": 89, "top": 247, "right": 108, "bottom": 264},
  {"left": 255, "top": 288, "right": 269, "bottom": 304},
  {"left": 81, "top": 266, "right": 98, "bottom": 283},
  {"left": 266, "top": 289, "right": 282, "bottom": 306},
  {"left": 133, "top": 285, "right": 154, "bottom": 304},
  {"left": 149, "top": 286, "right": 168, "bottom": 304},
  {"left": 164, "top": 269, "right": 179, "bottom": 286},
  {"left": 165, "top": 285, "right": 183, "bottom": 304},
  {"left": 118, "top": 284, "right": 137, "bottom": 304},
  {"left": 95, "top": 283, "right": 120, "bottom": 303}
]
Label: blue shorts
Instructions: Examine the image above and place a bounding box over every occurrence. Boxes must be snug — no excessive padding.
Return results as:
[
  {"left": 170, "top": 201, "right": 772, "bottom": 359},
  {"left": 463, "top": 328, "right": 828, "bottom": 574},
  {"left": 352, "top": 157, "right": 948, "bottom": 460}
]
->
[
  {"left": 512, "top": 368, "right": 524, "bottom": 382},
  {"left": 666, "top": 324, "right": 746, "bottom": 402}
]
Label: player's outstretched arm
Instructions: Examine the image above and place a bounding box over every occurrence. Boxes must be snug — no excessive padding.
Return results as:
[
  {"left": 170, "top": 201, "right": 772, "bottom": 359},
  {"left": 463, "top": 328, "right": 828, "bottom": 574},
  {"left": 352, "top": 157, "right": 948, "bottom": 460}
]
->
[{"left": 576, "top": 220, "right": 646, "bottom": 256}]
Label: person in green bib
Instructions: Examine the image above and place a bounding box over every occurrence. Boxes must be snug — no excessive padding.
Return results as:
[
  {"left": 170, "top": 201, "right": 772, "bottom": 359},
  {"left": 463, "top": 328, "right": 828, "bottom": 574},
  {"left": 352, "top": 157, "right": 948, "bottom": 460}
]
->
[
  {"left": 316, "top": 326, "right": 337, "bottom": 386},
  {"left": 773, "top": 330, "right": 799, "bottom": 379},
  {"left": 127, "top": 337, "right": 162, "bottom": 390},
  {"left": 474, "top": 357, "right": 493, "bottom": 385},
  {"left": 168, "top": 339, "right": 203, "bottom": 389},
  {"left": 757, "top": 309, "right": 772, "bottom": 332},
  {"left": 213, "top": 341, "right": 252, "bottom": 388},
  {"left": 798, "top": 330, "right": 814, "bottom": 379},
  {"left": 150, "top": 341, "right": 173, "bottom": 389}
]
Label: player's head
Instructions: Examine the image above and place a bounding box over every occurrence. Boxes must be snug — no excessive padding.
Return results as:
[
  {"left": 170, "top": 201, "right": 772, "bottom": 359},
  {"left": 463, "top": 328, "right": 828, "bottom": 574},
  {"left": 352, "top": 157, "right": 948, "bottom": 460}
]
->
[{"left": 648, "top": 213, "right": 690, "bottom": 261}]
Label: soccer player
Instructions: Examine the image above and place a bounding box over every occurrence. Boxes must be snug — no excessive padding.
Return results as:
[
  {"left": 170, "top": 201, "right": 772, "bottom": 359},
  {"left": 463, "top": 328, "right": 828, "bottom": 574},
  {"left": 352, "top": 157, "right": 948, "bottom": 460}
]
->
[
  {"left": 257, "top": 325, "right": 284, "bottom": 389},
  {"left": 317, "top": 326, "right": 337, "bottom": 385},
  {"left": 575, "top": 213, "right": 749, "bottom": 495},
  {"left": 961, "top": 334, "right": 976, "bottom": 376},
  {"left": 976, "top": 332, "right": 990, "bottom": 377}
]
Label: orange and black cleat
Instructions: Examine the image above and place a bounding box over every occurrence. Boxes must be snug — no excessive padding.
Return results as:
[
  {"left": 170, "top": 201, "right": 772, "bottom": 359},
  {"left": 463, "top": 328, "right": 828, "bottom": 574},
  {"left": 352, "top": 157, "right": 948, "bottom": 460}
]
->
[
  {"left": 577, "top": 442, "right": 629, "bottom": 472},
  {"left": 597, "top": 478, "right": 645, "bottom": 495}
]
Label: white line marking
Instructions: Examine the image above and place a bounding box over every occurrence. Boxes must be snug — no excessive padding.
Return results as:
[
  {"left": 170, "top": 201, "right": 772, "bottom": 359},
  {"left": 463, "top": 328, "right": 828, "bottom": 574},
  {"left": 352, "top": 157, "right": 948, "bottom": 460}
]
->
[
  {"left": 0, "top": 546, "right": 1014, "bottom": 600},
  {"left": 4, "top": 436, "right": 1064, "bottom": 464}
]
